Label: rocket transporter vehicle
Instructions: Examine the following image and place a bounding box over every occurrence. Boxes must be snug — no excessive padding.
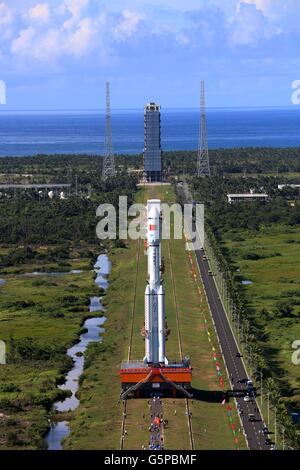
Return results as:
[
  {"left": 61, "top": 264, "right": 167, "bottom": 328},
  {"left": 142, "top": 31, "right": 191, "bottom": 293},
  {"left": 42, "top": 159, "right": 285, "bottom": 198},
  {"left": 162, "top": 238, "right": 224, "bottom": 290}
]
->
[{"left": 119, "top": 199, "right": 192, "bottom": 399}]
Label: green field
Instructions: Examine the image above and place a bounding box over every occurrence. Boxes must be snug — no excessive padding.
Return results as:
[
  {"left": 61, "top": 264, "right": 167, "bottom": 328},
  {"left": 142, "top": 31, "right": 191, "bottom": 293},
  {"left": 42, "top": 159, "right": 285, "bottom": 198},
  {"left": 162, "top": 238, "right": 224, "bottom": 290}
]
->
[
  {"left": 0, "top": 244, "right": 102, "bottom": 449},
  {"left": 224, "top": 225, "right": 300, "bottom": 401}
]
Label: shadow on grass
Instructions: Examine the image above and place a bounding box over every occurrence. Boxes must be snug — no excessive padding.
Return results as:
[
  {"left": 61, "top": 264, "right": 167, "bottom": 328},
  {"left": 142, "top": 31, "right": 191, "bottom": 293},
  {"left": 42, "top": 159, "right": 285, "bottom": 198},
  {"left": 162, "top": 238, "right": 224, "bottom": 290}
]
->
[{"left": 190, "top": 388, "right": 229, "bottom": 403}]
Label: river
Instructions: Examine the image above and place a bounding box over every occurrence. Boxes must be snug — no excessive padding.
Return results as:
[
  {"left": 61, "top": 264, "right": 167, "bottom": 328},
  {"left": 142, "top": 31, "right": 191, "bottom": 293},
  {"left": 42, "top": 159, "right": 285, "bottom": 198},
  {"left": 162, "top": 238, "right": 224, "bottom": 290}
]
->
[{"left": 45, "top": 253, "right": 111, "bottom": 450}]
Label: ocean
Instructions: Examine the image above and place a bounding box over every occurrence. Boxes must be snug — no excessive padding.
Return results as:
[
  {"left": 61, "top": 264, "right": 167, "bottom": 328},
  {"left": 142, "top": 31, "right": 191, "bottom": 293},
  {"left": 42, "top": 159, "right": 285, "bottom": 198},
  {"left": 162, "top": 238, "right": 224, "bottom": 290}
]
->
[{"left": 0, "top": 107, "right": 299, "bottom": 157}]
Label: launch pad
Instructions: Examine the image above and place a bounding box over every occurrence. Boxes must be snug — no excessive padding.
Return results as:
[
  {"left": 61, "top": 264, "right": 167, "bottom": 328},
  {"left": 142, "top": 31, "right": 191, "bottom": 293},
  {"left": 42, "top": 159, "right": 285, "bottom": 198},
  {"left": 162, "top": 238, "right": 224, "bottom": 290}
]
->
[{"left": 119, "top": 199, "right": 192, "bottom": 399}]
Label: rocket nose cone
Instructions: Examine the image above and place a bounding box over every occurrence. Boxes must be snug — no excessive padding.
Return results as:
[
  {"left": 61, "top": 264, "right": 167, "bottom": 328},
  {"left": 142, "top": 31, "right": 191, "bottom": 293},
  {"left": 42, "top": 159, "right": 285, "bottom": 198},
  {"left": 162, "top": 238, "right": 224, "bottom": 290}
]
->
[
  {"left": 145, "top": 284, "right": 151, "bottom": 295},
  {"left": 158, "top": 285, "right": 165, "bottom": 295},
  {"left": 148, "top": 205, "right": 160, "bottom": 220}
]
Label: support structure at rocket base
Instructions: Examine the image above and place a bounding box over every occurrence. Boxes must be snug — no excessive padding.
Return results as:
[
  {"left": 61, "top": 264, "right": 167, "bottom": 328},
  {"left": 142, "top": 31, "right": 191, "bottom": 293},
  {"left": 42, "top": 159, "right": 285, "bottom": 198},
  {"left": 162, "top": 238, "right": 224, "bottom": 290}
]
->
[{"left": 119, "top": 199, "right": 192, "bottom": 399}]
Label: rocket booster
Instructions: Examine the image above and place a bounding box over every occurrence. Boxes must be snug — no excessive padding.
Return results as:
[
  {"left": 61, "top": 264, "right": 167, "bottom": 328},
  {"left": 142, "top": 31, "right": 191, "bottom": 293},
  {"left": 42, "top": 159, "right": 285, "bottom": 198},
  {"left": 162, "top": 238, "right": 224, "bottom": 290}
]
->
[{"left": 144, "top": 200, "right": 167, "bottom": 365}]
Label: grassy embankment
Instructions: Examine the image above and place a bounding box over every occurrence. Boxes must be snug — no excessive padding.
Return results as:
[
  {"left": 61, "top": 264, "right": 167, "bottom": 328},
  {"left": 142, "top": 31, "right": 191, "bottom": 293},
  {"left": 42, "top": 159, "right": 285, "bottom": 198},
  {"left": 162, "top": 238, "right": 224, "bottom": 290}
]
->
[
  {"left": 0, "top": 245, "right": 102, "bottom": 449},
  {"left": 64, "top": 185, "right": 246, "bottom": 450}
]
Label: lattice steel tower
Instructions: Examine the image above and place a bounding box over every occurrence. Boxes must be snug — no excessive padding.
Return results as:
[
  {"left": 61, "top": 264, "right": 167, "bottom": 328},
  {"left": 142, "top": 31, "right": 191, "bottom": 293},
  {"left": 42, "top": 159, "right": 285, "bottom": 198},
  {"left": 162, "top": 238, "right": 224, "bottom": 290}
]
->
[
  {"left": 102, "top": 82, "right": 116, "bottom": 180},
  {"left": 197, "top": 81, "right": 210, "bottom": 177}
]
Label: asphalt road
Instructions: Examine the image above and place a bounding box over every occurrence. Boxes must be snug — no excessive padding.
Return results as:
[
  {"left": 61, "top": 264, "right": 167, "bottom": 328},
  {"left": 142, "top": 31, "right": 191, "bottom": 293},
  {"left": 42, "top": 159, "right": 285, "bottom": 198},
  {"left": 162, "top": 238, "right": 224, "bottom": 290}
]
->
[{"left": 178, "top": 183, "right": 270, "bottom": 450}]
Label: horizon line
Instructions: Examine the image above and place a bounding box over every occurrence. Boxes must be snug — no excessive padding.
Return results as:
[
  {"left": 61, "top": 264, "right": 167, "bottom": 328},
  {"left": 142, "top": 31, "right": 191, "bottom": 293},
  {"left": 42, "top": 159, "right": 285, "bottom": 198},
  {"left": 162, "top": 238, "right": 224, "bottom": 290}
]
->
[{"left": 0, "top": 105, "right": 298, "bottom": 113}]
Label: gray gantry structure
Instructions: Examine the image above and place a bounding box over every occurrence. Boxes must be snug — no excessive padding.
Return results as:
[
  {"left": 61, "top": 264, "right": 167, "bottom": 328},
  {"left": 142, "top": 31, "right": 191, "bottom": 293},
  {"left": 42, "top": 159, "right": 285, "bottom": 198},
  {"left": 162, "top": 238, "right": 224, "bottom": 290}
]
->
[
  {"left": 143, "top": 102, "right": 162, "bottom": 182},
  {"left": 197, "top": 81, "right": 210, "bottom": 177},
  {"left": 102, "top": 82, "right": 116, "bottom": 180}
]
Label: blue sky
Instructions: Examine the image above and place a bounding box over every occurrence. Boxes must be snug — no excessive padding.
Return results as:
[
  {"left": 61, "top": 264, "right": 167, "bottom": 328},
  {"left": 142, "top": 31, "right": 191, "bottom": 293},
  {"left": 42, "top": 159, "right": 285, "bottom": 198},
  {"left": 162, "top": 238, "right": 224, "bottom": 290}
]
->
[{"left": 0, "top": 0, "right": 299, "bottom": 109}]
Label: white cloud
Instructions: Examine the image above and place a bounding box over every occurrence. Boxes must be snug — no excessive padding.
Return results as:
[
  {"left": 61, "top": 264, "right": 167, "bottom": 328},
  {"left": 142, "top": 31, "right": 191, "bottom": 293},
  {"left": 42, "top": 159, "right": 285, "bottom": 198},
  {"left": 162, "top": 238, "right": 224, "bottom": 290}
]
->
[
  {"left": 64, "top": 0, "right": 89, "bottom": 17},
  {"left": 29, "top": 3, "right": 50, "bottom": 23},
  {"left": 240, "top": 0, "right": 300, "bottom": 27},
  {"left": 0, "top": 1, "right": 13, "bottom": 25},
  {"left": 33, "top": 29, "right": 61, "bottom": 60},
  {"left": 240, "top": 0, "right": 295, "bottom": 17},
  {"left": 64, "top": 17, "right": 95, "bottom": 56},
  {"left": 241, "top": 0, "right": 272, "bottom": 13},
  {"left": 10, "top": 12, "right": 103, "bottom": 61},
  {"left": 11, "top": 27, "right": 36, "bottom": 54},
  {"left": 228, "top": 2, "right": 269, "bottom": 47},
  {"left": 113, "top": 10, "right": 144, "bottom": 41},
  {"left": 5, "top": 0, "right": 299, "bottom": 68},
  {"left": 59, "top": 0, "right": 89, "bottom": 29}
]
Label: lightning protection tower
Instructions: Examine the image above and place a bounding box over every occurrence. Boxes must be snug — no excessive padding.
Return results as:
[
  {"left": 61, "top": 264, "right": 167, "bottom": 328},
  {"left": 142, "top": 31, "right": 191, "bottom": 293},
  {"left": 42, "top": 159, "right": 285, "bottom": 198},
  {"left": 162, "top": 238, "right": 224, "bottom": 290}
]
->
[
  {"left": 197, "top": 81, "right": 210, "bottom": 177},
  {"left": 102, "top": 81, "right": 116, "bottom": 180}
]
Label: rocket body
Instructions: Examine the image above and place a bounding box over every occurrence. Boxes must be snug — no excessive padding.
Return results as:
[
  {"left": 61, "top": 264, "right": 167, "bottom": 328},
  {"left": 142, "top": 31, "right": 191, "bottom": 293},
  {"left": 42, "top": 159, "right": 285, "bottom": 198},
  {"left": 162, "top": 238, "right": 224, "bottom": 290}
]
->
[{"left": 144, "top": 200, "right": 167, "bottom": 365}]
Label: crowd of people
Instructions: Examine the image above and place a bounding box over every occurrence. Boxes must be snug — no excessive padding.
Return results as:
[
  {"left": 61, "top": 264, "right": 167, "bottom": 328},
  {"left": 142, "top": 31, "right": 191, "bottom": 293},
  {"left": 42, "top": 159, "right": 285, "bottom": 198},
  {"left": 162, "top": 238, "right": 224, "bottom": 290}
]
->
[{"left": 147, "top": 396, "right": 166, "bottom": 451}]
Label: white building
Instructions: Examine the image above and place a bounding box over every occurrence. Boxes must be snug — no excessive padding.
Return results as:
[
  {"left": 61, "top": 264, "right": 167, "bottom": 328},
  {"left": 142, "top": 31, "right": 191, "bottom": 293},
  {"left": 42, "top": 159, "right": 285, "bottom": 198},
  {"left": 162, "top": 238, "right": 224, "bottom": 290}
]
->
[
  {"left": 227, "top": 193, "right": 269, "bottom": 204},
  {"left": 278, "top": 184, "right": 300, "bottom": 190}
]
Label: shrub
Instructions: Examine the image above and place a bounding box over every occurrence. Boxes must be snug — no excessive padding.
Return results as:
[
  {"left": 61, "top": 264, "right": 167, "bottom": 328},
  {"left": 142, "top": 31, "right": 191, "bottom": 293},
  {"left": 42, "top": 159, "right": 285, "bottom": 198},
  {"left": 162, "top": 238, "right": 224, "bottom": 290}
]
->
[
  {"left": 242, "top": 252, "right": 262, "bottom": 260},
  {"left": 274, "top": 300, "right": 295, "bottom": 318}
]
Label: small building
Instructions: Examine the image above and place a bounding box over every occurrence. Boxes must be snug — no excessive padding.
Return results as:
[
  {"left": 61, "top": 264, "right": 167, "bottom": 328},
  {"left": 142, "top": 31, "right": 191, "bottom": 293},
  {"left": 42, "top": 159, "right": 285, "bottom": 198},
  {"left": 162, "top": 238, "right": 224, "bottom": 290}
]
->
[
  {"left": 227, "top": 193, "right": 269, "bottom": 204},
  {"left": 278, "top": 184, "right": 300, "bottom": 190}
]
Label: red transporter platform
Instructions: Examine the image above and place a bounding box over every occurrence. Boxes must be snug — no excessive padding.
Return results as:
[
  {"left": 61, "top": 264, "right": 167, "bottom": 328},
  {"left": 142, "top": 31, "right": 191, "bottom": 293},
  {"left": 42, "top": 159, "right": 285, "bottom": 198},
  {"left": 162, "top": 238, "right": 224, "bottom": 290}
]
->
[
  {"left": 119, "top": 361, "right": 192, "bottom": 398},
  {"left": 119, "top": 199, "right": 192, "bottom": 400}
]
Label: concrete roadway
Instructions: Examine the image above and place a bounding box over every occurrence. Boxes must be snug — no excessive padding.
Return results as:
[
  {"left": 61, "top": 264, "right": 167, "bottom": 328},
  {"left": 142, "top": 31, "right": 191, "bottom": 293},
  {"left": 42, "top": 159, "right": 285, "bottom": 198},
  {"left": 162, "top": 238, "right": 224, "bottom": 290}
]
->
[
  {"left": 195, "top": 249, "right": 269, "bottom": 450},
  {"left": 178, "top": 182, "right": 270, "bottom": 450}
]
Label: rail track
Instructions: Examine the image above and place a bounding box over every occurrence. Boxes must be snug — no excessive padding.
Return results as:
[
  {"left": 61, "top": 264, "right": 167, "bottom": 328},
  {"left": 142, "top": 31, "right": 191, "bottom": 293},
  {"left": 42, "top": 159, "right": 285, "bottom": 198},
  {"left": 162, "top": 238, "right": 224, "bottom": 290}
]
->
[
  {"left": 167, "top": 240, "right": 195, "bottom": 450},
  {"left": 120, "top": 207, "right": 194, "bottom": 450},
  {"left": 119, "top": 237, "right": 141, "bottom": 450}
]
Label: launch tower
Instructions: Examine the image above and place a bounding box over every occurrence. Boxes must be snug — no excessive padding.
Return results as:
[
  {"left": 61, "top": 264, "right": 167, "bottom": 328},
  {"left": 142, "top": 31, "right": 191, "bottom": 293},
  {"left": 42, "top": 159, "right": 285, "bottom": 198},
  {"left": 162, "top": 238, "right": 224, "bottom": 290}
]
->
[{"left": 143, "top": 103, "right": 162, "bottom": 182}]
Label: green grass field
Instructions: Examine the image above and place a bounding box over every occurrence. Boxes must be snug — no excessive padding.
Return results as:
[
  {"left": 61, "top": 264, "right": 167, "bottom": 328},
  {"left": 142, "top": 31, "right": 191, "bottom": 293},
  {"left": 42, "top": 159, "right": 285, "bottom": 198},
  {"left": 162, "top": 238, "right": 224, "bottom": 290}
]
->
[
  {"left": 0, "top": 244, "right": 101, "bottom": 449},
  {"left": 224, "top": 225, "right": 300, "bottom": 401}
]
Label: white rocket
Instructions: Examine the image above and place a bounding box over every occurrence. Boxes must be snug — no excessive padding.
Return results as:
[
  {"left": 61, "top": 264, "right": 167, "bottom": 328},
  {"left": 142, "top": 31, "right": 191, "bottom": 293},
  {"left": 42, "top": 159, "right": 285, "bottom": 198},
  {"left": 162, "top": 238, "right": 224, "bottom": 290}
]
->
[{"left": 144, "top": 199, "right": 168, "bottom": 365}]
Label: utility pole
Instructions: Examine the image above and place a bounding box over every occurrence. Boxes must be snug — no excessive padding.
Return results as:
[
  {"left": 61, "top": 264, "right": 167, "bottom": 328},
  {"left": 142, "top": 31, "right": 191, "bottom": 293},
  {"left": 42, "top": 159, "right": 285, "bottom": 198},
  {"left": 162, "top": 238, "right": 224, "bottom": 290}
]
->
[
  {"left": 282, "top": 426, "right": 285, "bottom": 450},
  {"left": 267, "top": 392, "right": 270, "bottom": 427},
  {"left": 102, "top": 81, "right": 116, "bottom": 180},
  {"left": 254, "top": 369, "right": 263, "bottom": 410},
  {"left": 274, "top": 408, "right": 277, "bottom": 447},
  {"left": 249, "top": 345, "right": 252, "bottom": 373},
  {"left": 260, "top": 371, "right": 263, "bottom": 410},
  {"left": 197, "top": 80, "right": 210, "bottom": 177}
]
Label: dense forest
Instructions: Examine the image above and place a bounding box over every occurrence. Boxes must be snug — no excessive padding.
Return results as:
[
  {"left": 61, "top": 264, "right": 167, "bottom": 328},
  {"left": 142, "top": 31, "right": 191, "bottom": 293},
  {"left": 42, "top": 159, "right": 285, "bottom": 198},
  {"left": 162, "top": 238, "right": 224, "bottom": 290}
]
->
[
  {"left": 1, "top": 147, "right": 300, "bottom": 184},
  {"left": 164, "top": 147, "right": 300, "bottom": 176},
  {"left": 192, "top": 176, "right": 300, "bottom": 230},
  {"left": 0, "top": 174, "right": 137, "bottom": 246}
]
